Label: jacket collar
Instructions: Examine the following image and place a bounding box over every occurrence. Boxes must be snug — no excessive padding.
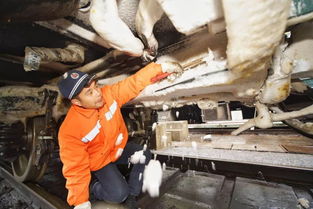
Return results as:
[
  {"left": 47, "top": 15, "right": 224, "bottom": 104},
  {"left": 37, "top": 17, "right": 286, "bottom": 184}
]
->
[{"left": 72, "top": 104, "right": 97, "bottom": 118}]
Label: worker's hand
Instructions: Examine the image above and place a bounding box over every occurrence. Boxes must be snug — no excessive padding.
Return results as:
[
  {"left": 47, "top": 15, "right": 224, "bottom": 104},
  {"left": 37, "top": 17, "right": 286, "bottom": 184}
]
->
[
  {"left": 155, "top": 57, "right": 183, "bottom": 82},
  {"left": 74, "top": 201, "right": 91, "bottom": 209},
  {"left": 155, "top": 55, "right": 183, "bottom": 74},
  {"left": 158, "top": 61, "right": 183, "bottom": 74}
]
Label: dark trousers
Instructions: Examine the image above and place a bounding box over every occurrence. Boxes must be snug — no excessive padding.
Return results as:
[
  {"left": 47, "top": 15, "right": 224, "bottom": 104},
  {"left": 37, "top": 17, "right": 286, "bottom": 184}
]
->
[{"left": 91, "top": 141, "right": 151, "bottom": 203}]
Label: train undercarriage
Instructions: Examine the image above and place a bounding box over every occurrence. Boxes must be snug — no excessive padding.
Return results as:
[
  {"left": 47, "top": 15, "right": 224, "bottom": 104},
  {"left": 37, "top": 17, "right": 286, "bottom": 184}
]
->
[{"left": 0, "top": 0, "right": 313, "bottom": 208}]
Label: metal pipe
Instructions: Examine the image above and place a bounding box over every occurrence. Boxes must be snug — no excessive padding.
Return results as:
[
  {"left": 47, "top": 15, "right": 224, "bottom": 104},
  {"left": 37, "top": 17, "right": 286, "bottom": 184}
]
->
[
  {"left": 0, "top": 53, "right": 78, "bottom": 73},
  {"left": 24, "top": 44, "right": 85, "bottom": 71},
  {"left": 232, "top": 103, "right": 313, "bottom": 135},
  {"left": 48, "top": 50, "right": 128, "bottom": 84},
  {"left": 36, "top": 19, "right": 110, "bottom": 49},
  {"left": 0, "top": 0, "right": 79, "bottom": 22},
  {"left": 287, "top": 12, "right": 313, "bottom": 27},
  {"left": 271, "top": 106, "right": 313, "bottom": 135}
]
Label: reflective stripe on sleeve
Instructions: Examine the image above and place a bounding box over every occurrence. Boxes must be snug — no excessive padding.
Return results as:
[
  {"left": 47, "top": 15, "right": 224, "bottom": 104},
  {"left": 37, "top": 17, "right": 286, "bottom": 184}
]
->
[
  {"left": 115, "top": 148, "right": 123, "bottom": 159},
  {"left": 115, "top": 133, "right": 123, "bottom": 146}
]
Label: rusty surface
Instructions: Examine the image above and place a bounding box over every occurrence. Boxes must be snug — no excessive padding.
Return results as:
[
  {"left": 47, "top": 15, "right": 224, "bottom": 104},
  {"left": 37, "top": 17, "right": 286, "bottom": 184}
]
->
[
  {"left": 282, "top": 145, "right": 313, "bottom": 154},
  {"left": 0, "top": 86, "right": 58, "bottom": 122}
]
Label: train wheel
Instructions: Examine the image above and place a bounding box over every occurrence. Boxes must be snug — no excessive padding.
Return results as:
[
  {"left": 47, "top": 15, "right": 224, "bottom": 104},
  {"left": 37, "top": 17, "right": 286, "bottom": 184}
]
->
[{"left": 11, "top": 117, "right": 48, "bottom": 182}]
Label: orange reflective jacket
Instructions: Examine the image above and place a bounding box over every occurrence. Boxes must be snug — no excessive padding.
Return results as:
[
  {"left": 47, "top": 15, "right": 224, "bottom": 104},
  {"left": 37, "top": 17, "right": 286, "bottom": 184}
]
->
[{"left": 58, "top": 63, "right": 162, "bottom": 206}]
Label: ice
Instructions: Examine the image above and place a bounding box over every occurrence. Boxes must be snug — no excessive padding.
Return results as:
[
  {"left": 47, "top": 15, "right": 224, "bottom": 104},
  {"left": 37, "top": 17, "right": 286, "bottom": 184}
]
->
[
  {"left": 161, "top": 135, "right": 168, "bottom": 147},
  {"left": 211, "top": 161, "right": 216, "bottom": 171},
  {"left": 298, "top": 198, "right": 309, "bottom": 209},
  {"left": 176, "top": 111, "right": 180, "bottom": 118},
  {"left": 142, "top": 160, "right": 163, "bottom": 197},
  {"left": 130, "top": 150, "right": 146, "bottom": 164},
  {"left": 152, "top": 122, "right": 157, "bottom": 131},
  {"left": 162, "top": 162, "right": 166, "bottom": 171},
  {"left": 191, "top": 141, "right": 197, "bottom": 150},
  {"left": 202, "top": 134, "right": 212, "bottom": 141},
  {"left": 162, "top": 104, "right": 169, "bottom": 111}
]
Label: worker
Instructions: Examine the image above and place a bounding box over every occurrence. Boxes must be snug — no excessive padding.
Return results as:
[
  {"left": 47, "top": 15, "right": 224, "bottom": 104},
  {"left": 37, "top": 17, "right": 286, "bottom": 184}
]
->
[{"left": 57, "top": 61, "right": 180, "bottom": 209}]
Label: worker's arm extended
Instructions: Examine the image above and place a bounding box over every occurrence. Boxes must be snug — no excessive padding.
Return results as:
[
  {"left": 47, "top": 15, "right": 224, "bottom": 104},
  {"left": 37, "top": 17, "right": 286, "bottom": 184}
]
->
[
  {"left": 108, "top": 62, "right": 163, "bottom": 106},
  {"left": 58, "top": 131, "right": 91, "bottom": 206}
]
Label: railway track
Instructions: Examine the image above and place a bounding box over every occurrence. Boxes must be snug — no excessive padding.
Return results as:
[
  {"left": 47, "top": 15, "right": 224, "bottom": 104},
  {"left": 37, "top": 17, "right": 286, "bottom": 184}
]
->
[
  {"left": 1, "top": 128, "right": 313, "bottom": 209},
  {"left": 0, "top": 165, "right": 70, "bottom": 209},
  {"left": 1, "top": 155, "right": 313, "bottom": 209}
]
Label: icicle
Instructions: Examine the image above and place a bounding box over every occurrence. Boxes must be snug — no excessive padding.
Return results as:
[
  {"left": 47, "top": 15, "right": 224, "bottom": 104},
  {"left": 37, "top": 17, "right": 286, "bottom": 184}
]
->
[
  {"left": 152, "top": 122, "right": 157, "bottom": 131},
  {"left": 162, "top": 162, "right": 166, "bottom": 171},
  {"left": 192, "top": 141, "right": 197, "bottom": 150},
  {"left": 176, "top": 111, "right": 180, "bottom": 118},
  {"left": 211, "top": 161, "right": 216, "bottom": 171}
]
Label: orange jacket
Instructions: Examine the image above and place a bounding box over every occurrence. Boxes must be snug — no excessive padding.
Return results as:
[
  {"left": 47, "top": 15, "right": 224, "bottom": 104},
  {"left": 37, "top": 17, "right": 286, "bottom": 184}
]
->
[{"left": 58, "top": 63, "right": 162, "bottom": 206}]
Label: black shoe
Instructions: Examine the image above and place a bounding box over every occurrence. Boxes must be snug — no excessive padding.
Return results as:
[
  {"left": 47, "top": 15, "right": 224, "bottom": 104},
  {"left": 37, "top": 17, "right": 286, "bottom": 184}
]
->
[
  {"left": 124, "top": 195, "right": 138, "bottom": 209},
  {"left": 89, "top": 180, "right": 99, "bottom": 201}
]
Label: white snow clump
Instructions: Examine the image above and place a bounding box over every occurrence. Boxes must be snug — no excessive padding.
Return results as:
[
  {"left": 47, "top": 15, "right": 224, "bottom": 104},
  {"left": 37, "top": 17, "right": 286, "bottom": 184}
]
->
[{"left": 142, "top": 160, "right": 163, "bottom": 197}]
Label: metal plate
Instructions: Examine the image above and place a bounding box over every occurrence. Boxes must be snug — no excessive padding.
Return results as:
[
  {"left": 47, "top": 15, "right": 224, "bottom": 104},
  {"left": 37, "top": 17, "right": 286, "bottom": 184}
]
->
[
  {"left": 149, "top": 171, "right": 225, "bottom": 209},
  {"left": 229, "top": 177, "right": 298, "bottom": 209}
]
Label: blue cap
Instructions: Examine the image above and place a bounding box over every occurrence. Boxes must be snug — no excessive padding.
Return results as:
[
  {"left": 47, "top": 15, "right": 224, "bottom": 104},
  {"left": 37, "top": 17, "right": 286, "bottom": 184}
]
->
[{"left": 57, "top": 69, "right": 94, "bottom": 99}]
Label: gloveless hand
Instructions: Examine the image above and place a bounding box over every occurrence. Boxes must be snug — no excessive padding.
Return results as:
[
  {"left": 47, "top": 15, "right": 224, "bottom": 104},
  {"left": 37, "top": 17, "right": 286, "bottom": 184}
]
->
[{"left": 74, "top": 201, "right": 91, "bottom": 209}]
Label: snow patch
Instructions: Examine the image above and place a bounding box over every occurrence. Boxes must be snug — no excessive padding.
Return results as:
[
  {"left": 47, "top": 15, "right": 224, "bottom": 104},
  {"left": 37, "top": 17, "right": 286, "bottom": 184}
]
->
[
  {"left": 202, "top": 134, "right": 212, "bottom": 140},
  {"left": 298, "top": 197, "right": 309, "bottom": 209},
  {"left": 162, "top": 104, "right": 170, "bottom": 111},
  {"left": 293, "top": 59, "right": 311, "bottom": 73}
]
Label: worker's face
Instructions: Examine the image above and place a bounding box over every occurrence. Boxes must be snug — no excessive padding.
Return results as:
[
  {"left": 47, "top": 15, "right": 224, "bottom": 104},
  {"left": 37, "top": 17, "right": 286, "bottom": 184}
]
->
[{"left": 71, "top": 80, "right": 104, "bottom": 109}]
